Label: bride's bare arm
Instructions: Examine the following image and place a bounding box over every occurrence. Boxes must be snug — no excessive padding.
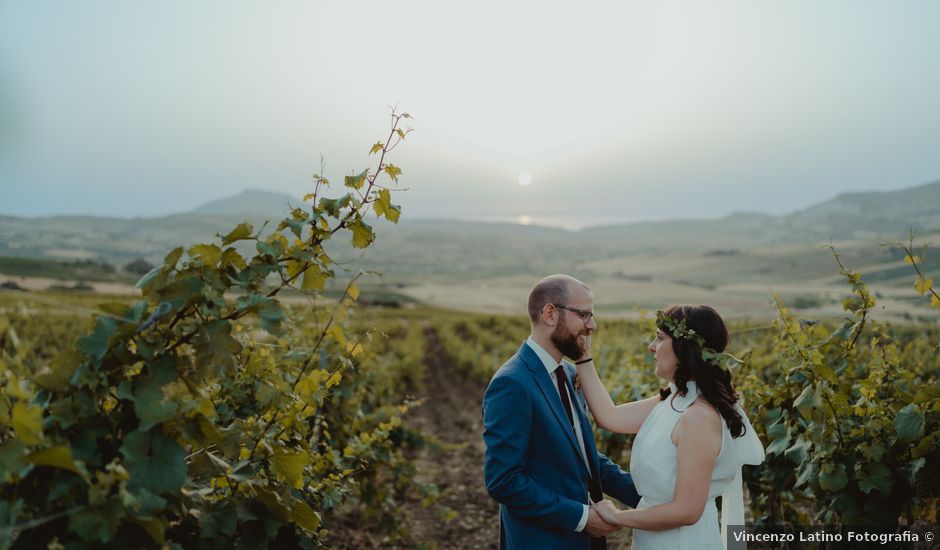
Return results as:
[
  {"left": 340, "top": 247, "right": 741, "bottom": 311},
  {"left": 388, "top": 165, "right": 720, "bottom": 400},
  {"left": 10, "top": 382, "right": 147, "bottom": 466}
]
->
[
  {"left": 576, "top": 359, "right": 659, "bottom": 434},
  {"left": 592, "top": 402, "right": 722, "bottom": 530}
]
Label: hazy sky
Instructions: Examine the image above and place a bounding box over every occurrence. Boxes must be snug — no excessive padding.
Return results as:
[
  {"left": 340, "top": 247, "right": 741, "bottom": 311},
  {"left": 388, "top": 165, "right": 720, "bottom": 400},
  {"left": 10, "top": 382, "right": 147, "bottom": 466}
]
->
[{"left": 2, "top": 1, "right": 939, "bottom": 229}]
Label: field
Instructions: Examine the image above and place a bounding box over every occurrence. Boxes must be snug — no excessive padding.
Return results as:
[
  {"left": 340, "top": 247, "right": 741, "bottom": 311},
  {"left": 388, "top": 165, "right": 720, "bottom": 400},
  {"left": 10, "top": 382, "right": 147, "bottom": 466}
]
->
[
  {"left": 396, "top": 240, "right": 940, "bottom": 325},
  {"left": 2, "top": 273, "right": 937, "bottom": 547},
  {"left": 5, "top": 234, "right": 939, "bottom": 325}
]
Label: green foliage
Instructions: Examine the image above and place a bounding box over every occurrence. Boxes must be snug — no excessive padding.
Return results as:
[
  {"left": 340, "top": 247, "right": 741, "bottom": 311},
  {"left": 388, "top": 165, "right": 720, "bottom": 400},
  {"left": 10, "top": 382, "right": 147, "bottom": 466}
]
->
[
  {"left": 737, "top": 244, "right": 940, "bottom": 525},
  {"left": 0, "top": 111, "right": 420, "bottom": 548},
  {"left": 434, "top": 313, "right": 529, "bottom": 382}
]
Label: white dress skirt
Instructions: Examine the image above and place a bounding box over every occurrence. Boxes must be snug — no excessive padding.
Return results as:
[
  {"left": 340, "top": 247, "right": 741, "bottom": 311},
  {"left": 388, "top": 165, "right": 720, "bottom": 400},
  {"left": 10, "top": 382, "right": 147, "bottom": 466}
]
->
[{"left": 629, "top": 381, "right": 764, "bottom": 550}]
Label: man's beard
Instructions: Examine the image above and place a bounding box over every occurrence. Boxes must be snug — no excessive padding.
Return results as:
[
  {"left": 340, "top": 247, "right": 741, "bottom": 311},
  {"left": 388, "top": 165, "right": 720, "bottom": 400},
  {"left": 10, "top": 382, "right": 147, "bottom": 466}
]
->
[{"left": 551, "top": 321, "right": 587, "bottom": 360}]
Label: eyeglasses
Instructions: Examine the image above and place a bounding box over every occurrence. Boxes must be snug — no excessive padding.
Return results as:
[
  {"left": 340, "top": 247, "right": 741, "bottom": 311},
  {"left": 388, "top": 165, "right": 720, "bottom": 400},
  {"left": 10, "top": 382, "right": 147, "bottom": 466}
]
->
[{"left": 552, "top": 303, "right": 595, "bottom": 321}]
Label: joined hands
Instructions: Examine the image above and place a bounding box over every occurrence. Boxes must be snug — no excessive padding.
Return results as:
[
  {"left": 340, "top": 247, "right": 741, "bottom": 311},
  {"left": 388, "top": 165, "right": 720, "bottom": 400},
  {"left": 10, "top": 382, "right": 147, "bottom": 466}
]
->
[
  {"left": 585, "top": 504, "right": 620, "bottom": 537},
  {"left": 591, "top": 499, "right": 622, "bottom": 526}
]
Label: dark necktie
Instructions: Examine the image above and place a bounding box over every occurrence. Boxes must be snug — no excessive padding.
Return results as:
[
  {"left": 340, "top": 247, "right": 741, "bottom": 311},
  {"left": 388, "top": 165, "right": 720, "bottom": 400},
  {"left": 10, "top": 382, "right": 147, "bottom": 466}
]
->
[
  {"left": 554, "top": 366, "right": 604, "bottom": 502},
  {"left": 555, "top": 365, "right": 607, "bottom": 549},
  {"left": 554, "top": 365, "right": 575, "bottom": 427}
]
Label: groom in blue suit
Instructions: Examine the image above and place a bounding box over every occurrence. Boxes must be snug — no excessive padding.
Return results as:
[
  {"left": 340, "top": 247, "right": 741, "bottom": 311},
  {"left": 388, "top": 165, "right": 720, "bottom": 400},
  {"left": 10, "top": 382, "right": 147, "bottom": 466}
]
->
[{"left": 483, "top": 275, "right": 640, "bottom": 549}]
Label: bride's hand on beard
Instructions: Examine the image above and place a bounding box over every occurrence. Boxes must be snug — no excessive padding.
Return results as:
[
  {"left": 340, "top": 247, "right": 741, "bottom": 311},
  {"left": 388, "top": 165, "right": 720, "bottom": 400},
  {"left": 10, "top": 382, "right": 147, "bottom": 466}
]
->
[
  {"left": 578, "top": 333, "right": 592, "bottom": 362},
  {"left": 592, "top": 499, "right": 620, "bottom": 524}
]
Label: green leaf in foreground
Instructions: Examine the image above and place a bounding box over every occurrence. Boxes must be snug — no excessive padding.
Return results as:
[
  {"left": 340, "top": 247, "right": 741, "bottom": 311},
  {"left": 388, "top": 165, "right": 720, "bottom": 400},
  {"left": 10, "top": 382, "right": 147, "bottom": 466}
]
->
[
  {"left": 344, "top": 168, "right": 369, "bottom": 191},
  {"left": 373, "top": 188, "right": 401, "bottom": 223},
  {"left": 350, "top": 220, "right": 374, "bottom": 249},
  {"left": 819, "top": 462, "right": 848, "bottom": 491},
  {"left": 12, "top": 402, "right": 44, "bottom": 445},
  {"left": 856, "top": 462, "right": 892, "bottom": 496},
  {"left": 221, "top": 222, "right": 254, "bottom": 246},
  {"left": 894, "top": 403, "right": 925, "bottom": 443},
  {"left": 68, "top": 499, "right": 125, "bottom": 542},
  {"left": 120, "top": 431, "right": 186, "bottom": 495},
  {"left": 271, "top": 447, "right": 310, "bottom": 490},
  {"left": 27, "top": 446, "right": 84, "bottom": 476}
]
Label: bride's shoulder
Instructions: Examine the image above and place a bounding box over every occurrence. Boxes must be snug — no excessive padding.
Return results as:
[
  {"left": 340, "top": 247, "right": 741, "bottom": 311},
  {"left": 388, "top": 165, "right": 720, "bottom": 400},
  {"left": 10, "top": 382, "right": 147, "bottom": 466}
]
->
[
  {"left": 674, "top": 399, "right": 723, "bottom": 451},
  {"left": 679, "top": 398, "right": 722, "bottom": 430}
]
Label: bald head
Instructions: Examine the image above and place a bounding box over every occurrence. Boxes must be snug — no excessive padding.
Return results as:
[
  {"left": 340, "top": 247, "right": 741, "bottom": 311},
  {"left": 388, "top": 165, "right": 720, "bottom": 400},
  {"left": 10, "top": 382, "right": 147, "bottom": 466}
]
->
[{"left": 527, "top": 274, "right": 591, "bottom": 325}]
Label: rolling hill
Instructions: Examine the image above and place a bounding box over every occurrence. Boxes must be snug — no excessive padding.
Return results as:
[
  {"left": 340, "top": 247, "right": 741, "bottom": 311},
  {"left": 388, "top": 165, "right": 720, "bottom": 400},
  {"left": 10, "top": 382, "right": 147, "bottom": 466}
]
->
[{"left": 2, "top": 180, "right": 939, "bottom": 319}]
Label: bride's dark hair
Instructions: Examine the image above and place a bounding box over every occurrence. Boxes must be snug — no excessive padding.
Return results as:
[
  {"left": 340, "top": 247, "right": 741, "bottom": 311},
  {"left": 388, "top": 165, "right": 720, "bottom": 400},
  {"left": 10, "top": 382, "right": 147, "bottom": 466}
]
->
[{"left": 657, "top": 305, "right": 746, "bottom": 438}]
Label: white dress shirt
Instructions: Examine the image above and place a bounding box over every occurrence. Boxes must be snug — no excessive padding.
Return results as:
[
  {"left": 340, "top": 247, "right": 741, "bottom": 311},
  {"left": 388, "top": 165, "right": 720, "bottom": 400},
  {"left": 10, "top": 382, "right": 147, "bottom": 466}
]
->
[{"left": 526, "top": 337, "right": 592, "bottom": 533}]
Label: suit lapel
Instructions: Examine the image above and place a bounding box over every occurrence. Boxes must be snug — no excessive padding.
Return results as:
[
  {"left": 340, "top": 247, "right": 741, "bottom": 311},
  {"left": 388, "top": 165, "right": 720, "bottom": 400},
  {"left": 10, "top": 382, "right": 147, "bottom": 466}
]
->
[
  {"left": 566, "top": 363, "right": 603, "bottom": 476},
  {"left": 519, "top": 343, "right": 588, "bottom": 469}
]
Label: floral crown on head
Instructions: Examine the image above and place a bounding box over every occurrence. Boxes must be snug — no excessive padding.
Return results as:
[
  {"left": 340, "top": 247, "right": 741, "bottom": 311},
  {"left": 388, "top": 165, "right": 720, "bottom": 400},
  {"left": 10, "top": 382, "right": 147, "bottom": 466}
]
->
[{"left": 655, "top": 309, "right": 743, "bottom": 371}]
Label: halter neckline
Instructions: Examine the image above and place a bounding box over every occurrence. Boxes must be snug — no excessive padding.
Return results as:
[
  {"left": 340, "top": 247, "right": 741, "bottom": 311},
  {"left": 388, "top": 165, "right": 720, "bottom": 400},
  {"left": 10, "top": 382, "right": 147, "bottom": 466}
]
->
[{"left": 667, "top": 380, "right": 700, "bottom": 411}]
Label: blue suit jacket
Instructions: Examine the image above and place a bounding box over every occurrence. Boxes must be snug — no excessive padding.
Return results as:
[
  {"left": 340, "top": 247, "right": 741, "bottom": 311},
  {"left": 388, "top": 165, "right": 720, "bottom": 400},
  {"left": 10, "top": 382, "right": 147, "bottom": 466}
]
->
[{"left": 483, "top": 342, "right": 640, "bottom": 549}]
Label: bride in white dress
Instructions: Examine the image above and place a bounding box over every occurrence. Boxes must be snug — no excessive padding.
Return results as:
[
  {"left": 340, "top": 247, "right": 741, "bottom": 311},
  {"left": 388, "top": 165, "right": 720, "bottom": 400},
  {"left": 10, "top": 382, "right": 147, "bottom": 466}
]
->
[{"left": 574, "top": 305, "right": 764, "bottom": 550}]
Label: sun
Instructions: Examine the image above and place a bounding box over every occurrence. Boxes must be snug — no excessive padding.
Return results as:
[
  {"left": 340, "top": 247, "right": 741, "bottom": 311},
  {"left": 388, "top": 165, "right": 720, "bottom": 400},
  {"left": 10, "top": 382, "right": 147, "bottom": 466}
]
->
[
  {"left": 518, "top": 215, "right": 532, "bottom": 225},
  {"left": 517, "top": 172, "right": 533, "bottom": 186}
]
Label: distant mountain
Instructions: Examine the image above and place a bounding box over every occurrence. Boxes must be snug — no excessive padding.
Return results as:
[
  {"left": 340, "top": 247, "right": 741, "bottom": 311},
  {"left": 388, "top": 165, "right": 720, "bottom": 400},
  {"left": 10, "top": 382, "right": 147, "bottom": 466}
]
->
[
  {"left": 781, "top": 180, "right": 940, "bottom": 240},
  {"left": 578, "top": 180, "right": 940, "bottom": 246},
  {"left": 1, "top": 181, "right": 939, "bottom": 279},
  {"left": 190, "top": 190, "right": 301, "bottom": 217},
  {"left": 579, "top": 211, "right": 783, "bottom": 251}
]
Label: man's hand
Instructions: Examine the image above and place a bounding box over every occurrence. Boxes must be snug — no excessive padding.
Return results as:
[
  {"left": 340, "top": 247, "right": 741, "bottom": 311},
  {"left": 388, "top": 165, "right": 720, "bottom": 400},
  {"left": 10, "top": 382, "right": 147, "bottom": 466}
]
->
[{"left": 584, "top": 506, "right": 620, "bottom": 537}]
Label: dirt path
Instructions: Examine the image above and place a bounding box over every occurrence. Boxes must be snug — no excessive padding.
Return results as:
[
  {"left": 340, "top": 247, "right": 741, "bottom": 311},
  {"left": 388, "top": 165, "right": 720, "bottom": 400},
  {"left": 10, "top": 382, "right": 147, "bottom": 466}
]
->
[
  {"left": 327, "top": 325, "right": 499, "bottom": 549},
  {"left": 402, "top": 325, "right": 499, "bottom": 549}
]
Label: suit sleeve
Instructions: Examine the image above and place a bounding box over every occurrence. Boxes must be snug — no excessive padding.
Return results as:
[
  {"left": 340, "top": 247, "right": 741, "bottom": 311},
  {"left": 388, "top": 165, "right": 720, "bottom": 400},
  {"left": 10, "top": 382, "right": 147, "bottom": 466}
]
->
[
  {"left": 597, "top": 452, "right": 640, "bottom": 508},
  {"left": 483, "top": 373, "right": 585, "bottom": 532}
]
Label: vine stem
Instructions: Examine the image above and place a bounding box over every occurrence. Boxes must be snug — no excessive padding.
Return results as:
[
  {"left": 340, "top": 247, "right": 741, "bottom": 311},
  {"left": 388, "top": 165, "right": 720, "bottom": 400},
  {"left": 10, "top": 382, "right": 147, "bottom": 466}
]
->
[
  {"left": 247, "top": 273, "right": 364, "bottom": 460},
  {"left": 161, "top": 110, "right": 411, "bottom": 356},
  {"left": 0, "top": 505, "right": 88, "bottom": 537},
  {"left": 884, "top": 232, "right": 940, "bottom": 304},
  {"left": 825, "top": 244, "right": 869, "bottom": 353},
  {"left": 269, "top": 330, "right": 371, "bottom": 443},
  {"left": 774, "top": 296, "right": 845, "bottom": 448}
]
